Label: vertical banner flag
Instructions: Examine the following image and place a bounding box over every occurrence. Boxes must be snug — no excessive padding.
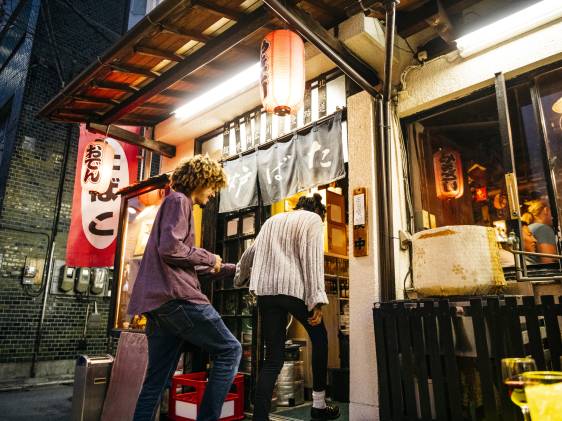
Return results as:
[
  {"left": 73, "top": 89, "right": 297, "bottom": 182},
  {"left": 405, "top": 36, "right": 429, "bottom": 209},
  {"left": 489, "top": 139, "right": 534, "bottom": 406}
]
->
[
  {"left": 219, "top": 153, "right": 259, "bottom": 213},
  {"left": 296, "top": 110, "right": 345, "bottom": 190},
  {"left": 66, "top": 125, "right": 139, "bottom": 267},
  {"left": 257, "top": 137, "right": 299, "bottom": 205}
]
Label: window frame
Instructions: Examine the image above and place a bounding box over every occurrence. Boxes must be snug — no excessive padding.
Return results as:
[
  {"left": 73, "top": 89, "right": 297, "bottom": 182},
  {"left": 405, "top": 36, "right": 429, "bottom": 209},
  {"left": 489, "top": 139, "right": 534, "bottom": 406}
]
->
[{"left": 402, "top": 59, "right": 562, "bottom": 277}]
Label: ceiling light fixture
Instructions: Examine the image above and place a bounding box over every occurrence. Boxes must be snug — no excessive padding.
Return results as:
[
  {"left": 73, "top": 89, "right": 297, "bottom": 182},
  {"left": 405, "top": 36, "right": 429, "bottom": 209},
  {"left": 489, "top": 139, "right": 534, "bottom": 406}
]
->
[
  {"left": 174, "top": 62, "right": 261, "bottom": 121},
  {"left": 455, "top": 0, "right": 562, "bottom": 58}
]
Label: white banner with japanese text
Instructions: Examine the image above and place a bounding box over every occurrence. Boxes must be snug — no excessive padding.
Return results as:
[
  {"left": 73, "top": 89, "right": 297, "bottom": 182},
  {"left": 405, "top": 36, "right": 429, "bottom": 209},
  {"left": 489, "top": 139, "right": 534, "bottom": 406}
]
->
[{"left": 219, "top": 153, "right": 259, "bottom": 213}]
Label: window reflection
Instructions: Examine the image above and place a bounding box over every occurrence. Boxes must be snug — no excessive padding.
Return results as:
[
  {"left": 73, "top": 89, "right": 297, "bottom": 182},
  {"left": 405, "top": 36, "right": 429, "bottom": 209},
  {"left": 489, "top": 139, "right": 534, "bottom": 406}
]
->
[
  {"left": 116, "top": 189, "right": 164, "bottom": 330},
  {"left": 409, "top": 81, "right": 559, "bottom": 267}
]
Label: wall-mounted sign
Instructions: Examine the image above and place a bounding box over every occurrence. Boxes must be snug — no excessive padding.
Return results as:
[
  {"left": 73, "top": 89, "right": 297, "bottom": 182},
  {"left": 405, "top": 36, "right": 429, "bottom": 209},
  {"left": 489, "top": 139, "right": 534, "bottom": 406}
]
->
[
  {"left": 433, "top": 148, "right": 464, "bottom": 200},
  {"left": 67, "top": 125, "right": 139, "bottom": 267}
]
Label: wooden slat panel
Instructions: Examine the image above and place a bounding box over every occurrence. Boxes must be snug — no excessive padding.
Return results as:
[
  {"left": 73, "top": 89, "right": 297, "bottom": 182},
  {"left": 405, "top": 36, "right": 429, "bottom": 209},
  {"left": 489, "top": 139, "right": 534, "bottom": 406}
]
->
[
  {"left": 422, "top": 300, "right": 447, "bottom": 421},
  {"left": 382, "top": 302, "right": 404, "bottom": 420},
  {"left": 541, "top": 295, "right": 562, "bottom": 370},
  {"left": 396, "top": 303, "right": 418, "bottom": 419},
  {"left": 411, "top": 304, "right": 432, "bottom": 420},
  {"left": 522, "top": 296, "right": 545, "bottom": 369},
  {"left": 437, "top": 300, "right": 463, "bottom": 421},
  {"left": 373, "top": 305, "right": 392, "bottom": 421},
  {"left": 504, "top": 296, "right": 525, "bottom": 356},
  {"left": 470, "top": 298, "right": 498, "bottom": 420}
]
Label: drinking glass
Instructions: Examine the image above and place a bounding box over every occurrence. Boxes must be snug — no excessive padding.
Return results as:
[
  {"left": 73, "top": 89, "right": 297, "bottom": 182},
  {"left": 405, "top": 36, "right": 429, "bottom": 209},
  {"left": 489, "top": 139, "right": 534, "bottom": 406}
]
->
[
  {"left": 523, "top": 371, "right": 562, "bottom": 421},
  {"left": 501, "top": 357, "right": 537, "bottom": 420}
]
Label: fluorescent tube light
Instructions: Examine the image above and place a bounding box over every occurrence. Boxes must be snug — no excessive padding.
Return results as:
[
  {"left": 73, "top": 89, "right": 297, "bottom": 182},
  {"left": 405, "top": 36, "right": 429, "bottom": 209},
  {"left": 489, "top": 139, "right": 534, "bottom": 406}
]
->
[
  {"left": 174, "top": 62, "right": 261, "bottom": 121},
  {"left": 455, "top": 0, "right": 562, "bottom": 58}
]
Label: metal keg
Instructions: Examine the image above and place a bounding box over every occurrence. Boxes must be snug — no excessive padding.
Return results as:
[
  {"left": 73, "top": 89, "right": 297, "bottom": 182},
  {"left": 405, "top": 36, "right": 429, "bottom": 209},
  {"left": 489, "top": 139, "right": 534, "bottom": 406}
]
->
[{"left": 276, "top": 379, "right": 304, "bottom": 406}]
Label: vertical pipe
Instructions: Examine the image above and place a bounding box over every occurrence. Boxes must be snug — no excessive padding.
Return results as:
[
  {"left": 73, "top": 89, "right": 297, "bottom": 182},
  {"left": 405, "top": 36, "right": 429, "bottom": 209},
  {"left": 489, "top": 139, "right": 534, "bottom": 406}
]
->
[{"left": 380, "top": 0, "right": 398, "bottom": 301}]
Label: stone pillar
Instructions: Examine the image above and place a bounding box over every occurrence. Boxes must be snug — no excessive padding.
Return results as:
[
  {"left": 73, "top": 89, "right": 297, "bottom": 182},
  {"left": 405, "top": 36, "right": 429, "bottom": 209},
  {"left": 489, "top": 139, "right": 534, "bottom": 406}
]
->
[{"left": 347, "top": 91, "right": 380, "bottom": 420}]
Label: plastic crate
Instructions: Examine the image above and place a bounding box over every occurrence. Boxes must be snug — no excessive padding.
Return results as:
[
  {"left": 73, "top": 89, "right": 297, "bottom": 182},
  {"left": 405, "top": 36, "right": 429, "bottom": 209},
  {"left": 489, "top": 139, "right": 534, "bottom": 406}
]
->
[{"left": 168, "top": 372, "right": 245, "bottom": 421}]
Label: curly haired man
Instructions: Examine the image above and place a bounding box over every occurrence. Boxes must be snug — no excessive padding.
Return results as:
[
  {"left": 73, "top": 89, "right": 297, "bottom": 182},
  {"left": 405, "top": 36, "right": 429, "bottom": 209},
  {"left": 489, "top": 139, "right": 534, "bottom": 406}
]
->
[{"left": 129, "top": 155, "right": 241, "bottom": 421}]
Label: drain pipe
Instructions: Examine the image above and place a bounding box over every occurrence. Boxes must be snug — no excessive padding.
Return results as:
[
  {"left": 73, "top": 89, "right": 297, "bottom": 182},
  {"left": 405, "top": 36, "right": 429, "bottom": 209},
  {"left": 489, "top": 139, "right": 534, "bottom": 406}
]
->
[
  {"left": 376, "top": 0, "right": 399, "bottom": 301},
  {"left": 30, "top": 123, "right": 73, "bottom": 378}
]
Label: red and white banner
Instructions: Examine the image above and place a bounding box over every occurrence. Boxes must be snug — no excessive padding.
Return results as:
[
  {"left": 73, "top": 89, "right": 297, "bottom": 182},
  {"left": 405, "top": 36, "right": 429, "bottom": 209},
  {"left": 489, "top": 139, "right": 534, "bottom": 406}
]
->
[{"left": 66, "top": 125, "right": 139, "bottom": 267}]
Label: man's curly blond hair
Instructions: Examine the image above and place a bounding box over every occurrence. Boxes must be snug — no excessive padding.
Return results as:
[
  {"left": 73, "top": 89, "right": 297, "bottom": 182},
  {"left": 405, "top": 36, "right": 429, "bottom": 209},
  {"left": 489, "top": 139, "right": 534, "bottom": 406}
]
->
[{"left": 171, "top": 155, "right": 227, "bottom": 195}]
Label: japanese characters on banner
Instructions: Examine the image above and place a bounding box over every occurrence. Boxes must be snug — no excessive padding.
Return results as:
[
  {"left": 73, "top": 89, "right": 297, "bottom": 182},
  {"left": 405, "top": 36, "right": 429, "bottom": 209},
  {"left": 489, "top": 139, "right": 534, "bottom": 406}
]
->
[
  {"left": 219, "top": 111, "right": 344, "bottom": 212},
  {"left": 296, "top": 110, "right": 344, "bottom": 190},
  {"left": 219, "top": 153, "right": 259, "bottom": 213},
  {"left": 257, "top": 137, "right": 299, "bottom": 205},
  {"left": 66, "top": 125, "right": 139, "bottom": 267}
]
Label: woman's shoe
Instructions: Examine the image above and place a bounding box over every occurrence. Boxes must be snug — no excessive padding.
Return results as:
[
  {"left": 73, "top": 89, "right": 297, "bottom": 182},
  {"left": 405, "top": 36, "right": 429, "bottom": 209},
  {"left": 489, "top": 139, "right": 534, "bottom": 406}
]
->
[{"left": 310, "top": 402, "right": 340, "bottom": 420}]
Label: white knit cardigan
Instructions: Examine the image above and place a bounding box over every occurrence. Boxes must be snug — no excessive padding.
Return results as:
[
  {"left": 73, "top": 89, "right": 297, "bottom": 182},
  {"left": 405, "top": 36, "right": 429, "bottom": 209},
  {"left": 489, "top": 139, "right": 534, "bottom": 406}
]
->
[{"left": 235, "top": 210, "right": 329, "bottom": 311}]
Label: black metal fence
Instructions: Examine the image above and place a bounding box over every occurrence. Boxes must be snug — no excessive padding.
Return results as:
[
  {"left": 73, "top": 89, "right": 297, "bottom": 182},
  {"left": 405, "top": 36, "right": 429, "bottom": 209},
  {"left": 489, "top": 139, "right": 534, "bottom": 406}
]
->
[{"left": 373, "top": 295, "right": 562, "bottom": 421}]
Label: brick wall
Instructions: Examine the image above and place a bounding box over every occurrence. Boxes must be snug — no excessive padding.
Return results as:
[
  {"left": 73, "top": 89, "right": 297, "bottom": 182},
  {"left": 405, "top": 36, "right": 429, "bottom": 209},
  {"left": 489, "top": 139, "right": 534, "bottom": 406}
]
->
[{"left": 0, "top": 0, "right": 129, "bottom": 372}]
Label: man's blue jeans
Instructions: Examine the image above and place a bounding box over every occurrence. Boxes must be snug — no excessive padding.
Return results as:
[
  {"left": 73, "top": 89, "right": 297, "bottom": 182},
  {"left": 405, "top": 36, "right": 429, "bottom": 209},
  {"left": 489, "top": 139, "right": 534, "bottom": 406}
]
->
[{"left": 132, "top": 300, "right": 242, "bottom": 421}]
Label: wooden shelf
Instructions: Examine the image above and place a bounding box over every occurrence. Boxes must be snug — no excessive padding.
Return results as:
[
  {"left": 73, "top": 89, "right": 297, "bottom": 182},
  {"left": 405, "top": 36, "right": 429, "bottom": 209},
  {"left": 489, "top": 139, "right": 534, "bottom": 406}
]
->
[{"left": 324, "top": 252, "right": 349, "bottom": 259}]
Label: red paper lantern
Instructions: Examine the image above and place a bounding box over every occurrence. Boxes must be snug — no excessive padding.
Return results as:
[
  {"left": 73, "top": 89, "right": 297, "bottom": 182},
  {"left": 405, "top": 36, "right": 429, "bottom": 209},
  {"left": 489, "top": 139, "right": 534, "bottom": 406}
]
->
[
  {"left": 260, "top": 30, "right": 305, "bottom": 116},
  {"left": 433, "top": 148, "right": 464, "bottom": 200},
  {"left": 80, "top": 139, "right": 114, "bottom": 194},
  {"left": 474, "top": 186, "right": 488, "bottom": 202}
]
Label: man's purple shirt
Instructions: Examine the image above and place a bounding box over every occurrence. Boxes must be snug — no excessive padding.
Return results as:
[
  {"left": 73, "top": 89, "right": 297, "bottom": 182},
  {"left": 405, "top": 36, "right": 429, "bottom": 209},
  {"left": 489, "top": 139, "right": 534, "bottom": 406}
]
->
[{"left": 128, "top": 190, "right": 234, "bottom": 315}]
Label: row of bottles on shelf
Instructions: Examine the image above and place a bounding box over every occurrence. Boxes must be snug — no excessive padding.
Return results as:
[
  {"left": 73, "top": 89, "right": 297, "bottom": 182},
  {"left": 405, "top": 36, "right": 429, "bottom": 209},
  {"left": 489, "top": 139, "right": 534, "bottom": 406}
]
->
[
  {"left": 324, "top": 277, "right": 349, "bottom": 298},
  {"left": 324, "top": 255, "right": 349, "bottom": 277}
]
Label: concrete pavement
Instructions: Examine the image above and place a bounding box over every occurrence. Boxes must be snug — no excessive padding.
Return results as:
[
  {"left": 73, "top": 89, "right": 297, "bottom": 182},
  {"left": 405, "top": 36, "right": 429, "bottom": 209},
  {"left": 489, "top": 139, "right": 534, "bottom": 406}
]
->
[{"left": 0, "top": 384, "right": 72, "bottom": 421}]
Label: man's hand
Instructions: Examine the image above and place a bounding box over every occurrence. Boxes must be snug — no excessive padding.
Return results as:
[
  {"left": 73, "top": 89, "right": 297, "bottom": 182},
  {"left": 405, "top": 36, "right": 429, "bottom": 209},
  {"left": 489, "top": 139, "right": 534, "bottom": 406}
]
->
[
  {"left": 213, "top": 255, "right": 222, "bottom": 273},
  {"left": 308, "top": 306, "right": 323, "bottom": 326}
]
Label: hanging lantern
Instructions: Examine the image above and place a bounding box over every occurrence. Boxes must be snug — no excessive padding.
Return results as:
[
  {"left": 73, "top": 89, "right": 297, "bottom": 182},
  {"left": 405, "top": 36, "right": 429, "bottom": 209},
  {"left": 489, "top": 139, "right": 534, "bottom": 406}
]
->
[
  {"left": 260, "top": 29, "right": 305, "bottom": 116},
  {"left": 433, "top": 148, "right": 464, "bottom": 200},
  {"left": 80, "top": 139, "right": 114, "bottom": 193},
  {"left": 474, "top": 186, "right": 488, "bottom": 202}
]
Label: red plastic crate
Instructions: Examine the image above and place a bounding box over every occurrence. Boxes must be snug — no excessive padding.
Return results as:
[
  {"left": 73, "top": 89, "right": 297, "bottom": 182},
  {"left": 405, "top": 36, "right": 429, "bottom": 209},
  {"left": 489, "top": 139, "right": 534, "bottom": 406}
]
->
[{"left": 168, "top": 372, "right": 245, "bottom": 421}]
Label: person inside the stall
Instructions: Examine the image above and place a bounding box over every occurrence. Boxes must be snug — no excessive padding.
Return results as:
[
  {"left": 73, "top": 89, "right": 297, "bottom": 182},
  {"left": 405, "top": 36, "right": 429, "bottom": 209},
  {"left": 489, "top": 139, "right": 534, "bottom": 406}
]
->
[
  {"left": 235, "top": 194, "right": 340, "bottom": 421},
  {"left": 127, "top": 155, "right": 241, "bottom": 421},
  {"left": 526, "top": 199, "right": 558, "bottom": 263}
]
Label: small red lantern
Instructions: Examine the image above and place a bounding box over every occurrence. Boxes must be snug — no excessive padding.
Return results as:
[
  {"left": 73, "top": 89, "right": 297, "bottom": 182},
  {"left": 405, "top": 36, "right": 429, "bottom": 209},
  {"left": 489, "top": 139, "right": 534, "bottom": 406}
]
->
[
  {"left": 433, "top": 148, "right": 464, "bottom": 200},
  {"left": 81, "top": 139, "right": 114, "bottom": 194},
  {"left": 474, "top": 186, "right": 488, "bottom": 202},
  {"left": 260, "top": 30, "right": 305, "bottom": 116}
]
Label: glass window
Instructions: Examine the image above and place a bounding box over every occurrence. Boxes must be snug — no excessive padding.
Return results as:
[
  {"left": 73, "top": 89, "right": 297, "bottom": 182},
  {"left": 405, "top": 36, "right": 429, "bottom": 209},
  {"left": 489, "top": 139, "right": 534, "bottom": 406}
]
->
[
  {"left": 115, "top": 189, "right": 164, "bottom": 330},
  {"left": 536, "top": 68, "right": 562, "bottom": 237},
  {"left": 408, "top": 78, "right": 559, "bottom": 267}
]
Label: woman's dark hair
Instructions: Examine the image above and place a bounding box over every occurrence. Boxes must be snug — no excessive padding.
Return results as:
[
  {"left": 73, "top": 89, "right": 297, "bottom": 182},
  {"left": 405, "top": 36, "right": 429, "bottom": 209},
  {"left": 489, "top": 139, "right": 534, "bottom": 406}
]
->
[{"left": 294, "top": 193, "right": 326, "bottom": 221}]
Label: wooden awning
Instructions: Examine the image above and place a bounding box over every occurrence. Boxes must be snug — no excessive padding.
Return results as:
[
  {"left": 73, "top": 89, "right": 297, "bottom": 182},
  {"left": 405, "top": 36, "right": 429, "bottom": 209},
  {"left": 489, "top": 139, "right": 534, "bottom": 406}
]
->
[{"left": 38, "top": 0, "right": 367, "bottom": 128}]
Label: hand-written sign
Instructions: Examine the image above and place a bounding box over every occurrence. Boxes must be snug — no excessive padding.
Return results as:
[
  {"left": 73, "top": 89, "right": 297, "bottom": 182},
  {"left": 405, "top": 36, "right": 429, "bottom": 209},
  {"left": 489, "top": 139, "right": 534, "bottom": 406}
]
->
[{"left": 433, "top": 148, "right": 464, "bottom": 200}]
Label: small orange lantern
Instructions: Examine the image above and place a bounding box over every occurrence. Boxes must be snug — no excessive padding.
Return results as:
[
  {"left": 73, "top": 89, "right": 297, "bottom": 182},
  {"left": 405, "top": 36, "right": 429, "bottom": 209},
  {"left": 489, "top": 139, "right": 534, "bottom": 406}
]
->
[
  {"left": 433, "top": 148, "right": 464, "bottom": 200},
  {"left": 260, "top": 30, "right": 305, "bottom": 116},
  {"left": 474, "top": 186, "right": 488, "bottom": 202},
  {"left": 81, "top": 139, "right": 114, "bottom": 193}
]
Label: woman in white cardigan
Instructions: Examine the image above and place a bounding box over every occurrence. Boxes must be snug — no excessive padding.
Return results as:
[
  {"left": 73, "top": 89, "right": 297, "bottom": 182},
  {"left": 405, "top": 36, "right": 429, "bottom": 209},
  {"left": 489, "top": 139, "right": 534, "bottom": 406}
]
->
[{"left": 235, "top": 194, "right": 340, "bottom": 421}]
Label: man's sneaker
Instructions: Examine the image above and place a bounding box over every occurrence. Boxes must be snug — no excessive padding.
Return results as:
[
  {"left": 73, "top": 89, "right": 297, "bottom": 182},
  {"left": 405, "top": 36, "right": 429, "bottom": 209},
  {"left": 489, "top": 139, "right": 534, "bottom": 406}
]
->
[{"left": 310, "top": 402, "right": 340, "bottom": 420}]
